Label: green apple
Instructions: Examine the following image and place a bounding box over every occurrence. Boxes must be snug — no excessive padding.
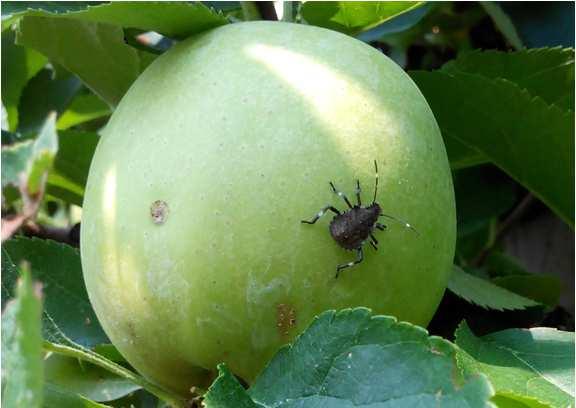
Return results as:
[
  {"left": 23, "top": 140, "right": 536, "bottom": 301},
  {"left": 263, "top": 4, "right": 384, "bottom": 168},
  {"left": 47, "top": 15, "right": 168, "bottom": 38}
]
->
[{"left": 81, "top": 21, "right": 456, "bottom": 396}]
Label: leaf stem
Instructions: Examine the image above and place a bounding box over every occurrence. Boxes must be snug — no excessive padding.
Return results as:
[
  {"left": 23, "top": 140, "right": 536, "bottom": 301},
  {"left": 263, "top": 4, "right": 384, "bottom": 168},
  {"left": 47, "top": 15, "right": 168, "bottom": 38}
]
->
[{"left": 43, "top": 341, "right": 187, "bottom": 408}]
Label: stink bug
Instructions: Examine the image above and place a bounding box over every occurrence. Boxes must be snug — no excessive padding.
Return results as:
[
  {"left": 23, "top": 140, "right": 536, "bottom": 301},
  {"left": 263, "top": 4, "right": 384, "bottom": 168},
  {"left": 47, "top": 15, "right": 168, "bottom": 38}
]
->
[{"left": 301, "top": 161, "right": 417, "bottom": 278}]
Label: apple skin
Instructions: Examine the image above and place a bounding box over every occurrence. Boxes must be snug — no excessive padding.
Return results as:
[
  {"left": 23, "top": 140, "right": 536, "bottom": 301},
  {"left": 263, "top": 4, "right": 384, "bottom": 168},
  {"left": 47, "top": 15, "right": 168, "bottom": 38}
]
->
[{"left": 81, "top": 21, "right": 456, "bottom": 395}]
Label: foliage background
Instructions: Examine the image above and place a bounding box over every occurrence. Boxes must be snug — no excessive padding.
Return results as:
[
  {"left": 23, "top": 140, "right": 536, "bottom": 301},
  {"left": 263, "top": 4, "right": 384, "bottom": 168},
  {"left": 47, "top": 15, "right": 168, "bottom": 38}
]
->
[{"left": 1, "top": 2, "right": 574, "bottom": 408}]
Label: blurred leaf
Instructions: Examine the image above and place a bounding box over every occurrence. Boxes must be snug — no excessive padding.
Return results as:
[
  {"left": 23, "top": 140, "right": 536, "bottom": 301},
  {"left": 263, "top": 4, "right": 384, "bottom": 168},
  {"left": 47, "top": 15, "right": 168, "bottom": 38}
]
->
[
  {"left": 44, "top": 384, "right": 110, "bottom": 408},
  {"left": 448, "top": 265, "right": 539, "bottom": 311},
  {"left": 480, "top": 2, "right": 523, "bottom": 50},
  {"left": 1, "top": 111, "right": 58, "bottom": 192},
  {"left": 492, "top": 275, "right": 563, "bottom": 309},
  {"left": 443, "top": 48, "right": 575, "bottom": 111},
  {"left": 1, "top": 113, "right": 57, "bottom": 240},
  {"left": 6, "top": 1, "right": 227, "bottom": 39},
  {"left": 1, "top": 265, "right": 43, "bottom": 408},
  {"left": 456, "top": 322, "right": 575, "bottom": 408},
  {"left": 456, "top": 219, "right": 496, "bottom": 263},
  {"left": 410, "top": 70, "right": 574, "bottom": 226},
  {"left": 453, "top": 166, "right": 518, "bottom": 237},
  {"left": 500, "top": 2, "right": 574, "bottom": 48},
  {"left": 43, "top": 341, "right": 186, "bottom": 408},
  {"left": 56, "top": 93, "right": 111, "bottom": 130},
  {"left": 16, "top": 16, "right": 139, "bottom": 107},
  {"left": 206, "top": 308, "right": 494, "bottom": 407},
  {"left": 1, "top": 29, "right": 47, "bottom": 131},
  {"left": 17, "top": 68, "right": 81, "bottom": 136},
  {"left": 301, "top": 1, "right": 424, "bottom": 35},
  {"left": 47, "top": 130, "right": 100, "bottom": 206},
  {"left": 45, "top": 354, "right": 141, "bottom": 402},
  {"left": 492, "top": 392, "right": 552, "bottom": 408},
  {"left": 1, "top": 2, "right": 100, "bottom": 17},
  {"left": 484, "top": 252, "right": 531, "bottom": 278},
  {"left": 2, "top": 236, "right": 109, "bottom": 347},
  {"left": 357, "top": 2, "right": 433, "bottom": 42}
]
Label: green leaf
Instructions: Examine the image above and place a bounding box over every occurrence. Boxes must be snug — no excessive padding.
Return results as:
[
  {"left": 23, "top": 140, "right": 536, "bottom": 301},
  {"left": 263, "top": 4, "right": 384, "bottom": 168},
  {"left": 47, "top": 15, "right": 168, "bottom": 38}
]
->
[
  {"left": 6, "top": 1, "right": 227, "bottom": 39},
  {"left": 1, "top": 111, "right": 58, "bottom": 193},
  {"left": 204, "top": 365, "right": 258, "bottom": 408},
  {"left": 448, "top": 265, "right": 539, "bottom": 311},
  {"left": 17, "top": 68, "right": 82, "bottom": 136},
  {"left": 456, "top": 322, "right": 575, "bottom": 408},
  {"left": 205, "top": 308, "right": 494, "bottom": 407},
  {"left": 43, "top": 341, "right": 186, "bottom": 408},
  {"left": 1, "top": 264, "right": 44, "bottom": 408},
  {"left": 47, "top": 130, "right": 100, "bottom": 206},
  {"left": 44, "top": 384, "right": 110, "bottom": 408},
  {"left": 2, "top": 236, "right": 109, "bottom": 347},
  {"left": 492, "top": 392, "right": 552, "bottom": 408},
  {"left": 480, "top": 2, "right": 524, "bottom": 50},
  {"left": 16, "top": 15, "right": 139, "bottom": 107},
  {"left": 56, "top": 93, "right": 111, "bottom": 130},
  {"left": 301, "top": 2, "right": 424, "bottom": 35},
  {"left": 443, "top": 48, "right": 575, "bottom": 111},
  {"left": 492, "top": 275, "right": 563, "bottom": 309},
  {"left": 2, "top": 240, "right": 184, "bottom": 407},
  {"left": 1, "top": 29, "right": 47, "bottom": 131},
  {"left": 410, "top": 70, "right": 574, "bottom": 226},
  {"left": 45, "top": 354, "right": 141, "bottom": 402}
]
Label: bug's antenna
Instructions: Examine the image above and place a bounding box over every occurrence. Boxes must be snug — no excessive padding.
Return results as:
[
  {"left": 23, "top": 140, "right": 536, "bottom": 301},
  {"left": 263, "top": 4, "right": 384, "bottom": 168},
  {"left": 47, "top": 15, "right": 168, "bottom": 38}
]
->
[
  {"left": 372, "top": 160, "right": 379, "bottom": 204},
  {"left": 380, "top": 214, "right": 420, "bottom": 236}
]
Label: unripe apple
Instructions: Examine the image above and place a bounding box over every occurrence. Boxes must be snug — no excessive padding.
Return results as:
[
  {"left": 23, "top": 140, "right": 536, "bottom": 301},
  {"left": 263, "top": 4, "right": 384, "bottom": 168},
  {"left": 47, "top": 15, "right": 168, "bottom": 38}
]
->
[{"left": 81, "top": 21, "right": 456, "bottom": 396}]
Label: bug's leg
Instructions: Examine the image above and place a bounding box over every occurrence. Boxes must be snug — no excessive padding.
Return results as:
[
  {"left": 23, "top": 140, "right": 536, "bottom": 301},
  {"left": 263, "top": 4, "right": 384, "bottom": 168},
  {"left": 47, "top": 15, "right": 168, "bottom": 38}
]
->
[
  {"left": 370, "top": 233, "right": 378, "bottom": 250},
  {"left": 330, "top": 182, "right": 353, "bottom": 209},
  {"left": 335, "top": 248, "right": 364, "bottom": 278},
  {"left": 301, "top": 205, "right": 340, "bottom": 224},
  {"left": 375, "top": 223, "right": 387, "bottom": 231},
  {"left": 355, "top": 179, "right": 362, "bottom": 207},
  {"left": 369, "top": 239, "right": 378, "bottom": 251}
]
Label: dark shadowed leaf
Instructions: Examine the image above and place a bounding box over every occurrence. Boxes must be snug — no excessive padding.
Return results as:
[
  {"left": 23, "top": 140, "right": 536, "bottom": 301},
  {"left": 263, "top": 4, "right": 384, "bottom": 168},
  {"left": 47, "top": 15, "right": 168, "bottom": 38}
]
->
[
  {"left": 16, "top": 68, "right": 81, "bottom": 136},
  {"left": 2, "top": 237, "right": 109, "bottom": 347},
  {"left": 205, "top": 308, "right": 494, "bottom": 407},
  {"left": 302, "top": 2, "right": 423, "bottom": 35},
  {"left": 1, "top": 29, "right": 47, "bottom": 131},
  {"left": 453, "top": 165, "right": 518, "bottom": 237},
  {"left": 456, "top": 322, "right": 575, "bottom": 408},
  {"left": 484, "top": 252, "right": 532, "bottom": 278},
  {"left": 500, "top": 2, "right": 574, "bottom": 48},
  {"left": 410, "top": 70, "right": 574, "bottom": 226},
  {"left": 1, "top": 265, "right": 43, "bottom": 408},
  {"left": 480, "top": 2, "right": 523, "bottom": 50},
  {"left": 448, "top": 265, "right": 539, "bottom": 311},
  {"left": 442, "top": 48, "right": 575, "bottom": 111}
]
